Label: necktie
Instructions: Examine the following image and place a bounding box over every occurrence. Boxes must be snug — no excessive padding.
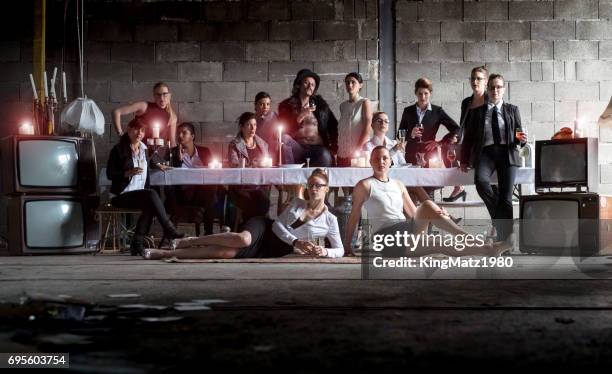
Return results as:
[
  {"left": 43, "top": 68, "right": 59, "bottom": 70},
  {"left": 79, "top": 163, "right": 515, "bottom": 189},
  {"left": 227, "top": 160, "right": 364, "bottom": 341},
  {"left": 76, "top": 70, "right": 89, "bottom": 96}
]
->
[{"left": 492, "top": 107, "right": 501, "bottom": 145}]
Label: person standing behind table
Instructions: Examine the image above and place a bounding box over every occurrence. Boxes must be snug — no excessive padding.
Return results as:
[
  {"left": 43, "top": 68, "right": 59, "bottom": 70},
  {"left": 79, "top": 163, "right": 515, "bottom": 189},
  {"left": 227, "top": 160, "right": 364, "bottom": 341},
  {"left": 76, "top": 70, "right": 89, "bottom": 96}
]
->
[
  {"left": 278, "top": 69, "right": 338, "bottom": 166},
  {"left": 158, "top": 122, "right": 217, "bottom": 236},
  {"left": 363, "top": 111, "right": 406, "bottom": 166},
  {"left": 106, "top": 118, "right": 184, "bottom": 256},
  {"left": 460, "top": 74, "right": 527, "bottom": 242},
  {"left": 443, "top": 66, "right": 489, "bottom": 202},
  {"left": 227, "top": 112, "right": 272, "bottom": 223},
  {"left": 337, "top": 72, "right": 373, "bottom": 167},
  {"left": 112, "top": 82, "right": 178, "bottom": 147}
]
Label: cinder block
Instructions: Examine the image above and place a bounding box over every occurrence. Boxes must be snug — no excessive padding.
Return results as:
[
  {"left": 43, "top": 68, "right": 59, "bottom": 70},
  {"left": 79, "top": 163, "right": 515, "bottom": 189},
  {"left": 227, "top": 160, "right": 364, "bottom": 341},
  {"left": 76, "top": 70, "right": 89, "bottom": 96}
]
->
[
  {"left": 531, "top": 21, "right": 575, "bottom": 40},
  {"left": 247, "top": 0, "right": 290, "bottom": 21},
  {"left": 431, "top": 82, "right": 463, "bottom": 102},
  {"left": 366, "top": 0, "right": 377, "bottom": 19},
  {"left": 364, "top": 79, "right": 379, "bottom": 100},
  {"left": 396, "top": 62, "right": 441, "bottom": 82},
  {"left": 269, "top": 62, "right": 314, "bottom": 82},
  {"left": 463, "top": 1, "right": 508, "bottom": 21},
  {"left": 358, "top": 60, "right": 379, "bottom": 80},
  {"left": 441, "top": 22, "right": 485, "bottom": 42},
  {"left": 600, "top": 164, "right": 612, "bottom": 184},
  {"left": 178, "top": 62, "right": 223, "bottom": 82},
  {"left": 565, "top": 61, "right": 577, "bottom": 81},
  {"left": 464, "top": 42, "right": 509, "bottom": 62},
  {"left": 396, "top": 22, "right": 440, "bottom": 42},
  {"left": 3, "top": 83, "right": 22, "bottom": 102},
  {"left": 179, "top": 102, "right": 223, "bottom": 122},
  {"left": 554, "top": 41, "right": 598, "bottom": 60},
  {"left": 531, "top": 41, "right": 553, "bottom": 61},
  {"left": 396, "top": 0, "right": 417, "bottom": 21},
  {"left": 204, "top": 1, "right": 231, "bottom": 22},
  {"left": 269, "top": 21, "right": 313, "bottom": 41},
  {"left": 576, "top": 60, "right": 612, "bottom": 81},
  {"left": 291, "top": 41, "right": 355, "bottom": 61},
  {"left": 555, "top": 101, "right": 577, "bottom": 122},
  {"left": 201, "top": 82, "right": 246, "bottom": 102},
  {"left": 530, "top": 62, "right": 543, "bottom": 81},
  {"left": 529, "top": 122, "right": 556, "bottom": 142},
  {"left": 441, "top": 62, "right": 474, "bottom": 82},
  {"left": 201, "top": 121, "right": 238, "bottom": 144},
  {"left": 486, "top": 21, "right": 530, "bottom": 41},
  {"left": 315, "top": 21, "right": 359, "bottom": 40},
  {"left": 354, "top": 0, "right": 366, "bottom": 18},
  {"left": 223, "top": 101, "right": 253, "bottom": 122},
  {"left": 313, "top": 62, "right": 359, "bottom": 80},
  {"left": 291, "top": 0, "right": 336, "bottom": 20},
  {"left": 512, "top": 101, "right": 532, "bottom": 123},
  {"left": 84, "top": 42, "right": 111, "bottom": 63},
  {"left": 167, "top": 82, "right": 200, "bottom": 102},
  {"left": 178, "top": 24, "right": 217, "bottom": 42},
  {"left": 601, "top": 1, "right": 612, "bottom": 20},
  {"left": 532, "top": 102, "right": 555, "bottom": 122},
  {"left": 509, "top": 40, "right": 531, "bottom": 61},
  {"left": 602, "top": 81, "right": 612, "bottom": 101},
  {"left": 600, "top": 41, "right": 612, "bottom": 59},
  {"left": 110, "top": 82, "right": 153, "bottom": 103},
  {"left": 554, "top": 0, "right": 598, "bottom": 20},
  {"left": 156, "top": 42, "right": 200, "bottom": 62},
  {"left": 542, "top": 61, "right": 554, "bottom": 81},
  {"left": 396, "top": 81, "right": 415, "bottom": 102},
  {"left": 88, "top": 21, "right": 132, "bottom": 42},
  {"left": 246, "top": 82, "right": 291, "bottom": 103},
  {"left": 576, "top": 21, "right": 612, "bottom": 40},
  {"left": 344, "top": 0, "right": 355, "bottom": 20},
  {"left": 485, "top": 62, "right": 531, "bottom": 81},
  {"left": 134, "top": 24, "right": 178, "bottom": 42},
  {"left": 553, "top": 61, "right": 565, "bottom": 81},
  {"left": 224, "top": 62, "right": 268, "bottom": 82},
  {"left": 133, "top": 63, "right": 178, "bottom": 82},
  {"left": 509, "top": 1, "right": 553, "bottom": 21},
  {"left": 438, "top": 101, "right": 461, "bottom": 123},
  {"left": 555, "top": 82, "right": 600, "bottom": 101},
  {"left": 246, "top": 42, "right": 290, "bottom": 62},
  {"left": 87, "top": 62, "right": 131, "bottom": 82},
  {"left": 219, "top": 23, "right": 268, "bottom": 41},
  {"left": 201, "top": 42, "right": 245, "bottom": 61},
  {"left": 419, "top": 42, "right": 463, "bottom": 62},
  {"left": 578, "top": 100, "right": 610, "bottom": 122},
  {"left": 366, "top": 40, "right": 378, "bottom": 60},
  {"left": 417, "top": 1, "right": 462, "bottom": 21},
  {"left": 111, "top": 43, "right": 154, "bottom": 62},
  {"left": 395, "top": 42, "right": 419, "bottom": 62},
  {"left": 358, "top": 19, "right": 378, "bottom": 40},
  {"left": 0, "top": 41, "right": 19, "bottom": 61},
  {"left": 508, "top": 82, "right": 554, "bottom": 102},
  {"left": 356, "top": 40, "right": 367, "bottom": 60}
]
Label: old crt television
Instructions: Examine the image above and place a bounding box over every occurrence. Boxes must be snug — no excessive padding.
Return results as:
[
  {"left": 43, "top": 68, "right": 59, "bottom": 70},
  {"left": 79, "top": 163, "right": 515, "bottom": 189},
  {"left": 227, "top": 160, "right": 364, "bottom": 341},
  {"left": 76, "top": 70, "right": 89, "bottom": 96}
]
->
[
  {"left": 0, "top": 135, "right": 96, "bottom": 195},
  {"left": 519, "top": 193, "right": 612, "bottom": 256},
  {"left": 0, "top": 195, "right": 99, "bottom": 255},
  {"left": 535, "top": 138, "right": 598, "bottom": 192}
]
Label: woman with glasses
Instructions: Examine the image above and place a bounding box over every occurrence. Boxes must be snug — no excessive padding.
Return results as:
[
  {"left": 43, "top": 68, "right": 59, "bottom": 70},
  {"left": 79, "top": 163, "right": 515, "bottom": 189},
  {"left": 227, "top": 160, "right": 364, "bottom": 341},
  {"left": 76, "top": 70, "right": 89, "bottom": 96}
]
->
[
  {"left": 112, "top": 82, "right": 178, "bottom": 146},
  {"left": 363, "top": 111, "right": 406, "bottom": 166},
  {"left": 337, "top": 72, "right": 373, "bottom": 167},
  {"left": 142, "top": 169, "right": 344, "bottom": 259}
]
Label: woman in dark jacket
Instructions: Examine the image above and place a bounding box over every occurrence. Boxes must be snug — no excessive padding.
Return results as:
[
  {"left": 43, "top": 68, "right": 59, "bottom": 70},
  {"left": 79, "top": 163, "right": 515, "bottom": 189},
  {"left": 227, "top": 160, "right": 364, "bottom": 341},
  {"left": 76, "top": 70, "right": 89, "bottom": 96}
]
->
[{"left": 106, "top": 118, "right": 183, "bottom": 255}]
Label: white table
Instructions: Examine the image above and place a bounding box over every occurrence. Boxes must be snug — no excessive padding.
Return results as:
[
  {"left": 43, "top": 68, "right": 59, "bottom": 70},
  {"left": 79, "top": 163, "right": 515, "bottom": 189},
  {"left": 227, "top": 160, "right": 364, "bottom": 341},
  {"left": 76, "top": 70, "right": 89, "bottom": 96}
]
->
[{"left": 100, "top": 167, "right": 534, "bottom": 188}]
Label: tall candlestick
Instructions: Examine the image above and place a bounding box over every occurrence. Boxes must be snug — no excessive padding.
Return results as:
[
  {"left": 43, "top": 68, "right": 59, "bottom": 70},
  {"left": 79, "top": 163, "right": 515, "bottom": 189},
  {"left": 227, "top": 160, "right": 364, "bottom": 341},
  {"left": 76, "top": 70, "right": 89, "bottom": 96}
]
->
[
  {"left": 43, "top": 71, "right": 48, "bottom": 98},
  {"left": 152, "top": 122, "right": 160, "bottom": 139},
  {"left": 277, "top": 125, "right": 283, "bottom": 166},
  {"left": 29, "top": 74, "right": 38, "bottom": 101},
  {"left": 50, "top": 67, "right": 57, "bottom": 98},
  {"left": 62, "top": 71, "right": 67, "bottom": 101}
]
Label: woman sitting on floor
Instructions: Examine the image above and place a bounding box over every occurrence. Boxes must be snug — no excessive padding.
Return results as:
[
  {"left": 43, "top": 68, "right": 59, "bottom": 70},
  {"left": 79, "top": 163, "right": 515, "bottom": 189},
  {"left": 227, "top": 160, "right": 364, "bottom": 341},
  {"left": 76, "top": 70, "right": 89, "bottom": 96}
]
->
[{"left": 143, "top": 169, "right": 344, "bottom": 260}]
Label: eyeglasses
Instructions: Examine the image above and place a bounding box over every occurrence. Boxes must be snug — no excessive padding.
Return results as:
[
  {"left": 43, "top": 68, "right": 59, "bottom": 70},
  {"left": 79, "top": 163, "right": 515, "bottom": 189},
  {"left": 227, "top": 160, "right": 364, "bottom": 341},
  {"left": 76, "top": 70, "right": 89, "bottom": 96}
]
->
[
  {"left": 470, "top": 77, "right": 485, "bottom": 81},
  {"left": 154, "top": 92, "right": 170, "bottom": 97},
  {"left": 307, "top": 183, "right": 327, "bottom": 189},
  {"left": 488, "top": 85, "right": 504, "bottom": 91},
  {"left": 375, "top": 119, "right": 390, "bottom": 124}
]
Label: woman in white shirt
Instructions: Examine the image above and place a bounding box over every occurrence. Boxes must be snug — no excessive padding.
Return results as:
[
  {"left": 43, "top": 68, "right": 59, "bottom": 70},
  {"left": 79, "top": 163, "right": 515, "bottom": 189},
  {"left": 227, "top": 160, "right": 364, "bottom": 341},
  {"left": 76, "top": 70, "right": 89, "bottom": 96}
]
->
[
  {"left": 143, "top": 169, "right": 344, "bottom": 259},
  {"left": 363, "top": 111, "right": 406, "bottom": 166}
]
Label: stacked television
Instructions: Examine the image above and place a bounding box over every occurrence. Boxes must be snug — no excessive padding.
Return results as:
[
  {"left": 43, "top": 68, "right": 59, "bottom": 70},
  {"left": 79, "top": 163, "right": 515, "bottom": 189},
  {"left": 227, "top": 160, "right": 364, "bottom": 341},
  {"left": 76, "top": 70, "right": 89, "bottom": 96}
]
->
[
  {"left": 0, "top": 135, "right": 99, "bottom": 255},
  {"left": 519, "top": 137, "right": 612, "bottom": 256}
]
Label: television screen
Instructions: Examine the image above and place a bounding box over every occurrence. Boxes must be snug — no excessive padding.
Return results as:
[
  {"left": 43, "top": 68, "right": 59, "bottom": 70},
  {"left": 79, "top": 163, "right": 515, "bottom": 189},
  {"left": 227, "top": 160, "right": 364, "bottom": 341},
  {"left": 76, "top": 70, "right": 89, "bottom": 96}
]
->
[
  {"left": 24, "top": 200, "right": 84, "bottom": 248},
  {"left": 18, "top": 139, "right": 79, "bottom": 188},
  {"left": 521, "top": 199, "right": 579, "bottom": 249},
  {"left": 539, "top": 143, "right": 586, "bottom": 184}
]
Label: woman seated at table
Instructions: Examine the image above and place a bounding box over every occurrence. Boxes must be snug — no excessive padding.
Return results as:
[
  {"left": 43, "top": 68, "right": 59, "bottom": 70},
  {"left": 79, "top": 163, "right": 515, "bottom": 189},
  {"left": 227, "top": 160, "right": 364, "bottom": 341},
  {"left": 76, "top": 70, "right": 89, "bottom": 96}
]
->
[
  {"left": 106, "top": 118, "right": 184, "bottom": 256},
  {"left": 143, "top": 169, "right": 343, "bottom": 260},
  {"left": 227, "top": 112, "right": 271, "bottom": 222},
  {"left": 344, "top": 146, "right": 509, "bottom": 257},
  {"left": 363, "top": 111, "right": 406, "bottom": 166}
]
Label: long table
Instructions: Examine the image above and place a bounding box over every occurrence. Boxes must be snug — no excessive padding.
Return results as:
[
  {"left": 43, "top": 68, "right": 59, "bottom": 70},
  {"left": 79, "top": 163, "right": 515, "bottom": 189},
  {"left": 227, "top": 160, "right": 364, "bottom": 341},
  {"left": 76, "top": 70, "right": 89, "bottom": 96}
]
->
[{"left": 100, "top": 167, "right": 534, "bottom": 188}]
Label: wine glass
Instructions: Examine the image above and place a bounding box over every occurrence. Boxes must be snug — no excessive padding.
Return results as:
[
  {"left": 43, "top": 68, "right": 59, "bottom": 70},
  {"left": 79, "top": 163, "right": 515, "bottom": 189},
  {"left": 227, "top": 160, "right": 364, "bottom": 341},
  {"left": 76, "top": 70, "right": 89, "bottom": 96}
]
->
[
  {"left": 447, "top": 148, "right": 457, "bottom": 167},
  {"left": 397, "top": 129, "right": 407, "bottom": 143},
  {"left": 416, "top": 152, "right": 426, "bottom": 168},
  {"left": 415, "top": 123, "right": 424, "bottom": 143}
]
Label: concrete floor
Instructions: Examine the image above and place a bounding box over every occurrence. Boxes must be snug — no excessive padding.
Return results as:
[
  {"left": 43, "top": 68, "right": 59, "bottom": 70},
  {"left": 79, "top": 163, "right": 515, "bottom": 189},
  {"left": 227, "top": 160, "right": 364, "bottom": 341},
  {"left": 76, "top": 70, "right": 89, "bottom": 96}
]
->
[{"left": 2, "top": 254, "right": 612, "bottom": 371}]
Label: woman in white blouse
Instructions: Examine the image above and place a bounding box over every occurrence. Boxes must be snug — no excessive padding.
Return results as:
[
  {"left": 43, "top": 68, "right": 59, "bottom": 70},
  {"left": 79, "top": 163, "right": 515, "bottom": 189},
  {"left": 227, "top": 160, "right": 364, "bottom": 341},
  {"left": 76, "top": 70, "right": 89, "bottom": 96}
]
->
[
  {"left": 143, "top": 169, "right": 344, "bottom": 259},
  {"left": 363, "top": 111, "right": 406, "bottom": 166}
]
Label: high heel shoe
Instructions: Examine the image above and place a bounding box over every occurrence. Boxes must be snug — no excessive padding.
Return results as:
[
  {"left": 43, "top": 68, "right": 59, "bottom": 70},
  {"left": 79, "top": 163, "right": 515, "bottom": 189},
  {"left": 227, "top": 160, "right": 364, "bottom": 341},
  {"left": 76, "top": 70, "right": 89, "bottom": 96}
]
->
[
  {"left": 442, "top": 190, "right": 467, "bottom": 202},
  {"left": 164, "top": 223, "right": 185, "bottom": 240}
]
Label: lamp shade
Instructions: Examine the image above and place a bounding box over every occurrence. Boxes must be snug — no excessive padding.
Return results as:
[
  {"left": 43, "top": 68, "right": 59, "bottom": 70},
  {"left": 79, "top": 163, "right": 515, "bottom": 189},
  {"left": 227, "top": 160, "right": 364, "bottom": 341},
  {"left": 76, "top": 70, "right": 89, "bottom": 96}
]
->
[{"left": 60, "top": 97, "right": 105, "bottom": 135}]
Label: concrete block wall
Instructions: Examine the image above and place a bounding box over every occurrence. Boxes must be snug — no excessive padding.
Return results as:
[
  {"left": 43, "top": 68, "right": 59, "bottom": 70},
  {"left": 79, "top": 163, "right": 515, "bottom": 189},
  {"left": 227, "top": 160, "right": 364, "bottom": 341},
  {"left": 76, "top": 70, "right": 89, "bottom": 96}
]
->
[
  {"left": 0, "top": 0, "right": 379, "bottom": 167},
  {"left": 395, "top": 0, "right": 612, "bottom": 207}
]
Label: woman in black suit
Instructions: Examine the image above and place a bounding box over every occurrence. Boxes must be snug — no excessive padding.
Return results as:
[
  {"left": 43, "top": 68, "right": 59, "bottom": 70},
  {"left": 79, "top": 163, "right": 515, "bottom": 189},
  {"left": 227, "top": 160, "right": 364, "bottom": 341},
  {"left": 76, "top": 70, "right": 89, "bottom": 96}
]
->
[{"left": 106, "top": 118, "right": 184, "bottom": 255}]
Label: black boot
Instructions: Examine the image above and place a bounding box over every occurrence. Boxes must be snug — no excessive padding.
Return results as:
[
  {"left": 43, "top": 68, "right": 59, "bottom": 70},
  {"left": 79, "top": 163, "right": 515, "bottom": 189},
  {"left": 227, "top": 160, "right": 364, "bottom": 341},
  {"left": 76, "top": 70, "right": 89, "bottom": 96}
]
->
[
  {"left": 164, "top": 222, "right": 185, "bottom": 240},
  {"left": 130, "top": 235, "right": 145, "bottom": 256}
]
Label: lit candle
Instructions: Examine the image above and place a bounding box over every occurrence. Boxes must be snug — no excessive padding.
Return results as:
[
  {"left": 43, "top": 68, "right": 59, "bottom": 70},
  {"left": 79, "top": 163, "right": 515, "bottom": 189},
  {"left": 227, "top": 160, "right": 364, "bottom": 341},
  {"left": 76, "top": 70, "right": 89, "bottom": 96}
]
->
[
  {"left": 146, "top": 138, "right": 154, "bottom": 146},
  {"left": 262, "top": 157, "right": 272, "bottom": 167},
  {"left": 152, "top": 122, "right": 160, "bottom": 139},
  {"left": 43, "top": 71, "right": 48, "bottom": 98},
  {"left": 50, "top": 67, "right": 57, "bottom": 98},
  {"left": 277, "top": 125, "right": 283, "bottom": 166},
  {"left": 29, "top": 74, "right": 38, "bottom": 101},
  {"left": 155, "top": 138, "right": 165, "bottom": 146},
  {"left": 209, "top": 159, "right": 221, "bottom": 169},
  {"left": 20, "top": 122, "right": 34, "bottom": 135},
  {"left": 62, "top": 71, "right": 67, "bottom": 101}
]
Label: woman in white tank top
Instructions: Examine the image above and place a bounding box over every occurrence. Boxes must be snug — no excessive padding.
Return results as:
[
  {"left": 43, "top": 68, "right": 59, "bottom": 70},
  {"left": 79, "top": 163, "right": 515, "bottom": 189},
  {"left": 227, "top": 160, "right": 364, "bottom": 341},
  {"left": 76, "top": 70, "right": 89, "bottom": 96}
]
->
[
  {"left": 345, "top": 146, "right": 511, "bottom": 257},
  {"left": 337, "top": 72, "right": 373, "bottom": 167}
]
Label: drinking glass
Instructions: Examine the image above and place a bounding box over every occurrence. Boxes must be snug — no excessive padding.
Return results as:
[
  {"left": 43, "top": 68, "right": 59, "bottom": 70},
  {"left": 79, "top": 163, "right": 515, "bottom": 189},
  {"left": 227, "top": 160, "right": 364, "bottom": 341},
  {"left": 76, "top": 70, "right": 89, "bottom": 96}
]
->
[
  {"left": 397, "top": 129, "right": 407, "bottom": 143},
  {"left": 416, "top": 152, "right": 426, "bottom": 168},
  {"left": 415, "top": 123, "right": 424, "bottom": 143},
  {"left": 447, "top": 148, "right": 457, "bottom": 167}
]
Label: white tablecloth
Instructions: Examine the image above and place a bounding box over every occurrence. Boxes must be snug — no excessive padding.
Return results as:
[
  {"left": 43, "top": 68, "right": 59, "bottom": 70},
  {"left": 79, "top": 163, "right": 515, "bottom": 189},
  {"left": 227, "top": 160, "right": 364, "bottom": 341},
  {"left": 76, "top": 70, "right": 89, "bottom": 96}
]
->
[{"left": 100, "top": 167, "right": 534, "bottom": 188}]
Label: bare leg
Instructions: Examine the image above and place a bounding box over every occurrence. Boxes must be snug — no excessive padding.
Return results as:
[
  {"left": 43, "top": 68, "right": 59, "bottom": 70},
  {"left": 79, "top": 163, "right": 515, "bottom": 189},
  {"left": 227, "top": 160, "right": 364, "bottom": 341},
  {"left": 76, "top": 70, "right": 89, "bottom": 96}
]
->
[
  {"left": 414, "top": 200, "right": 465, "bottom": 235},
  {"left": 144, "top": 245, "right": 242, "bottom": 260},
  {"left": 408, "top": 187, "right": 430, "bottom": 204},
  {"left": 175, "top": 231, "right": 251, "bottom": 249}
]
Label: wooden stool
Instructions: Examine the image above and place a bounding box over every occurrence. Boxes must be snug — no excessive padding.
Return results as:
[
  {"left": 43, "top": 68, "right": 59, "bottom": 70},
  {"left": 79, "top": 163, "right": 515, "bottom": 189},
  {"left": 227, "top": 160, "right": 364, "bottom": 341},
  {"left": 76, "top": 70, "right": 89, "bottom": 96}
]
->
[{"left": 95, "top": 203, "right": 142, "bottom": 253}]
